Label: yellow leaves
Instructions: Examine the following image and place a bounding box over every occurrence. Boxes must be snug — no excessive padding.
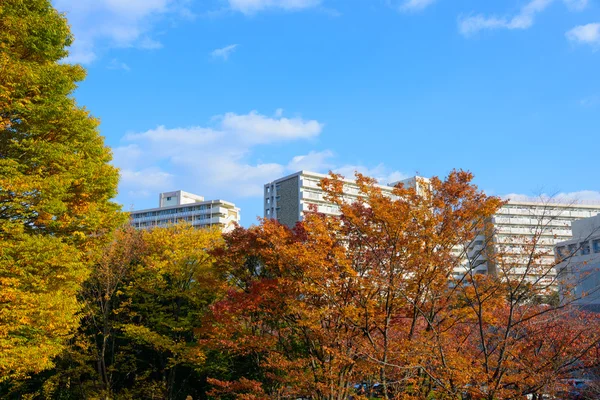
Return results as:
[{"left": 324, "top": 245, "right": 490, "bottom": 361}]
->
[
  {"left": 0, "top": 11, "right": 125, "bottom": 375},
  {"left": 141, "top": 223, "right": 222, "bottom": 275},
  {"left": 0, "top": 230, "right": 87, "bottom": 381},
  {"left": 122, "top": 324, "right": 179, "bottom": 354}
]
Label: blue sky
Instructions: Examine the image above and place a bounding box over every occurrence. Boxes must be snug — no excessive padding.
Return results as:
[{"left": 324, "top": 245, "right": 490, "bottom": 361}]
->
[{"left": 53, "top": 0, "right": 600, "bottom": 226}]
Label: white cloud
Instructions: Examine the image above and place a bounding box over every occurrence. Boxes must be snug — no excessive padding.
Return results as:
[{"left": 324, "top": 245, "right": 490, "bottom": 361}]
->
[
  {"left": 459, "top": 0, "right": 552, "bottom": 36},
  {"left": 459, "top": 0, "right": 586, "bottom": 37},
  {"left": 113, "top": 109, "right": 409, "bottom": 206},
  {"left": 219, "top": 110, "right": 323, "bottom": 144},
  {"left": 107, "top": 59, "right": 131, "bottom": 71},
  {"left": 113, "top": 110, "right": 325, "bottom": 200},
  {"left": 334, "top": 164, "right": 409, "bottom": 186},
  {"left": 563, "top": 0, "right": 589, "bottom": 11},
  {"left": 120, "top": 168, "right": 175, "bottom": 198},
  {"left": 227, "top": 0, "right": 322, "bottom": 14},
  {"left": 287, "top": 150, "right": 335, "bottom": 172},
  {"left": 397, "top": 0, "right": 437, "bottom": 12},
  {"left": 211, "top": 44, "right": 239, "bottom": 60},
  {"left": 112, "top": 144, "right": 143, "bottom": 170},
  {"left": 566, "top": 23, "right": 600, "bottom": 48},
  {"left": 53, "top": 0, "right": 189, "bottom": 63},
  {"left": 503, "top": 191, "right": 600, "bottom": 204}
]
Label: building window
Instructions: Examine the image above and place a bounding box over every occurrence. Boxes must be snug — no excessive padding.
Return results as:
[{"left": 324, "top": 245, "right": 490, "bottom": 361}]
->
[
  {"left": 266, "top": 198, "right": 270, "bottom": 204},
  {"left": 581, "top": 241, "right": 591, "bottom": 255},
  {"left": 568, "top": 243, "right": 578, "bottom": 255},
  {"left": 593, "top": 239, "right": 600, "bottom": 254},
  {"left": 266, "top": 209, "right": 270, "bottom": 216},
  {"left": 166, "top": 197, "right": 172, "bottom": 201}
]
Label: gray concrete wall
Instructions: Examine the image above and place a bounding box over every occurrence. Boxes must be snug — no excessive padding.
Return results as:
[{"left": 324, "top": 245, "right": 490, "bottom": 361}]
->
[{"left": 277, "top": 176, "right": 300, "bottom": 228}]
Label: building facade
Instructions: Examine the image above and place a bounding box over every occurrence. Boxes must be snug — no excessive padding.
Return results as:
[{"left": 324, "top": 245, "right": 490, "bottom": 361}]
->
[
  {"left": 263, "top": 171, "right": 423, "bottom": 228},
  {"left": 555, "top": 213, "right": 600, "bottom": 310},
  {"left": 265, "top": 171, "right": 600, "bottom": 286},
  {"left": 463, "top": 201, "right": 600, "bottom": 284},
  {"left": 130, "top": 190, "right": 240, "bottom": 231}
]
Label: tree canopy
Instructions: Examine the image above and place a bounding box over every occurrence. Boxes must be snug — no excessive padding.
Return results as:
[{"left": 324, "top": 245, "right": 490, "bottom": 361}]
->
[
  {"left": 0, "top": 0, "right": 123, "bottom": 381},
  {"left": 203, "top": 171, "right": 600, "bottom": 400}
]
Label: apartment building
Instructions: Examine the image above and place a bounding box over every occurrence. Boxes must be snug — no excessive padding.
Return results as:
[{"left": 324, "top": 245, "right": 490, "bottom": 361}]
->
[
  {"left": 555, "top": 213, "right": 600, "bottom": 311},
  {"left": 264, "top": 171, "right": 600, "bottom": 285},
  {"left": 263, "top": 170, "right": 424, "bottom": 228},
  {"left": 130, "top": 190, "right": 240, "bottom": 231},
  {"left": 462, "top": 200, "right": 600, "bottom": 284}
]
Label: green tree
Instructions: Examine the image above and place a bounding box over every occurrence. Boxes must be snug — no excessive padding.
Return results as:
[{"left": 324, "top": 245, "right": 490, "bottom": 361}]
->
[
  {"left": 0, "top": 0, "right": 123, "bottom": 381},
  {"left": 12, "top": 225, "right": 225, "bottom": 400}
]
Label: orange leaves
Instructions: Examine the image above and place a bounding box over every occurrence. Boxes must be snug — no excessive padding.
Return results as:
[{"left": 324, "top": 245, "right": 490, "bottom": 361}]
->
[
  {"left": 207, "top": 377, "right": 268, "bottom": 400},
  {"left": 203, "top": 217, "right": 363, "bottom": 396},
  {"left": 201, "top": 170, "right": 600, "bottom": 399}
]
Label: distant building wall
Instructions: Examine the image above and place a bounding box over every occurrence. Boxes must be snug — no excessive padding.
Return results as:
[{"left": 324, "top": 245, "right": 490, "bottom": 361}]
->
[
  {"left": 555, "top": 214, "right": 600, "bottom": 310},
  {"left": 131, "top": 190, "right": 240, "bottom": 232},
  {"left": 266, "top": 171, "right": 600, "bottom": 287}
]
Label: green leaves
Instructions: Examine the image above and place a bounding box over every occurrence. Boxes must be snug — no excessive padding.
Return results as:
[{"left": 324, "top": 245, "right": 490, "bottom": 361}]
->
[{"left": 0, "top": 0, "right": 124, "bottom": 381}]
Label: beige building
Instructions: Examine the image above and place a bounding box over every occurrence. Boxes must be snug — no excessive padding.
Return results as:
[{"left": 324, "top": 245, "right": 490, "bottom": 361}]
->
[{"left": 130, "top": 190, "right": 240, "bottom": 231}]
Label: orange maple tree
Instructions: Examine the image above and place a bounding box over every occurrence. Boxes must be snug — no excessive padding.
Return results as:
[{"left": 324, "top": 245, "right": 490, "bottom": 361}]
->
[{"left": 202, "top": 170, "right": 600, "bottom": 400}]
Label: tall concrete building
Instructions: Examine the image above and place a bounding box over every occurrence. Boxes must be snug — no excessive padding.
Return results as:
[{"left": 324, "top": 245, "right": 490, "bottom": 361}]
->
[
  {"left": 462, "top": 200, "right": 600, "bottom": 284},
  {"left": 555, "top": 213, "right": 600, "bottom": 310},
  {"left": 264, "top": 171, "right": 600, "bottom": 285},
  {"left": 130, "top": 190, "right": 240, "bottom": 231},
  {"left": 263, "top": 170, "right": 424, "bottom": 228}
]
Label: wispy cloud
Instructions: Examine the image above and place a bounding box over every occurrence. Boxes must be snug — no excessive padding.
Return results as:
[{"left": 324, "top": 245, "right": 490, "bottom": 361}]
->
[
  {"left": 120, "top": 168, "right": 174, "bottom": 199},
  {"left": 211, "top": 44, "right": 239, "bottom": 60},
  {"left": 503, "top": 191, "right": 600, "bottom": 204},
  {"left": 227, "top": 0, "right": 322, "bottom": 14},
  {"left": 333, "top": 164, "right": 409, "bottom": 186},
  {"left": 459, "top": 0, "right": 552, "bottom": 36},
  {"left": 566, "top": 23, "right": 600, "bottom": 49},
  {"left": 563, "top": 0, "right": 589, "bottom": 11},
  {"left": 53, "top": 0, "right": 191, "bottom": 64},
  {"left": 107, "top": 59, "right": 131, "bottom": 71},
  {"left": 287, "top": 150, "right": 335, "bottom": 172},
  {"left": 396, "top": 0, "right": 437, "bottom": 13},
  {"left": 284, "top": 152, "right": 409, "bottom": 185},
  {"left": 459, "top": 0, "right": 587, "bottom": 37},
  {"left": 579, "top": 95, "right": 600, "bottom": 107}
]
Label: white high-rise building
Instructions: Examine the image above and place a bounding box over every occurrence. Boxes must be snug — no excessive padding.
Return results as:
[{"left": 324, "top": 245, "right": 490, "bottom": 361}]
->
[
  {"left": 462, "top": 200, "right": 600, "bottom": 284},
  {"left": 264, "top": 171, "right": 600, "bottom": 286},
  {"left": 555, "top": 213, "right": 600, "bottom": 311},
  {"left": 263, "top": 170, "right": 425, "bottom": 228},
  {"left": 130, "top": 190, "right": 240, "bottom": 231}
]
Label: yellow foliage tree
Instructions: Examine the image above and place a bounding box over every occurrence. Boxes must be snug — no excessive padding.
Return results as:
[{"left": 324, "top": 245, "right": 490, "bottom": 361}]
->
[{"left": 0, "top": 0, "right": 124, "bottom": 381}]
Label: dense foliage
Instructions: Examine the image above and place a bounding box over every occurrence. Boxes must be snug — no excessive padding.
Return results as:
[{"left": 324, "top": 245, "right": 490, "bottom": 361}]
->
[
  {"left": 0, "top": 0, "right": 123, "bottom": 382},
  {"left": 202, "top": 171, "right": 600, "bottom": 400},
  {"left": 2, "top": 1, "right": 599, "bottom": 399},
  {"left": 5, "top": 172, "right": 600, "bottom": 400}
]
